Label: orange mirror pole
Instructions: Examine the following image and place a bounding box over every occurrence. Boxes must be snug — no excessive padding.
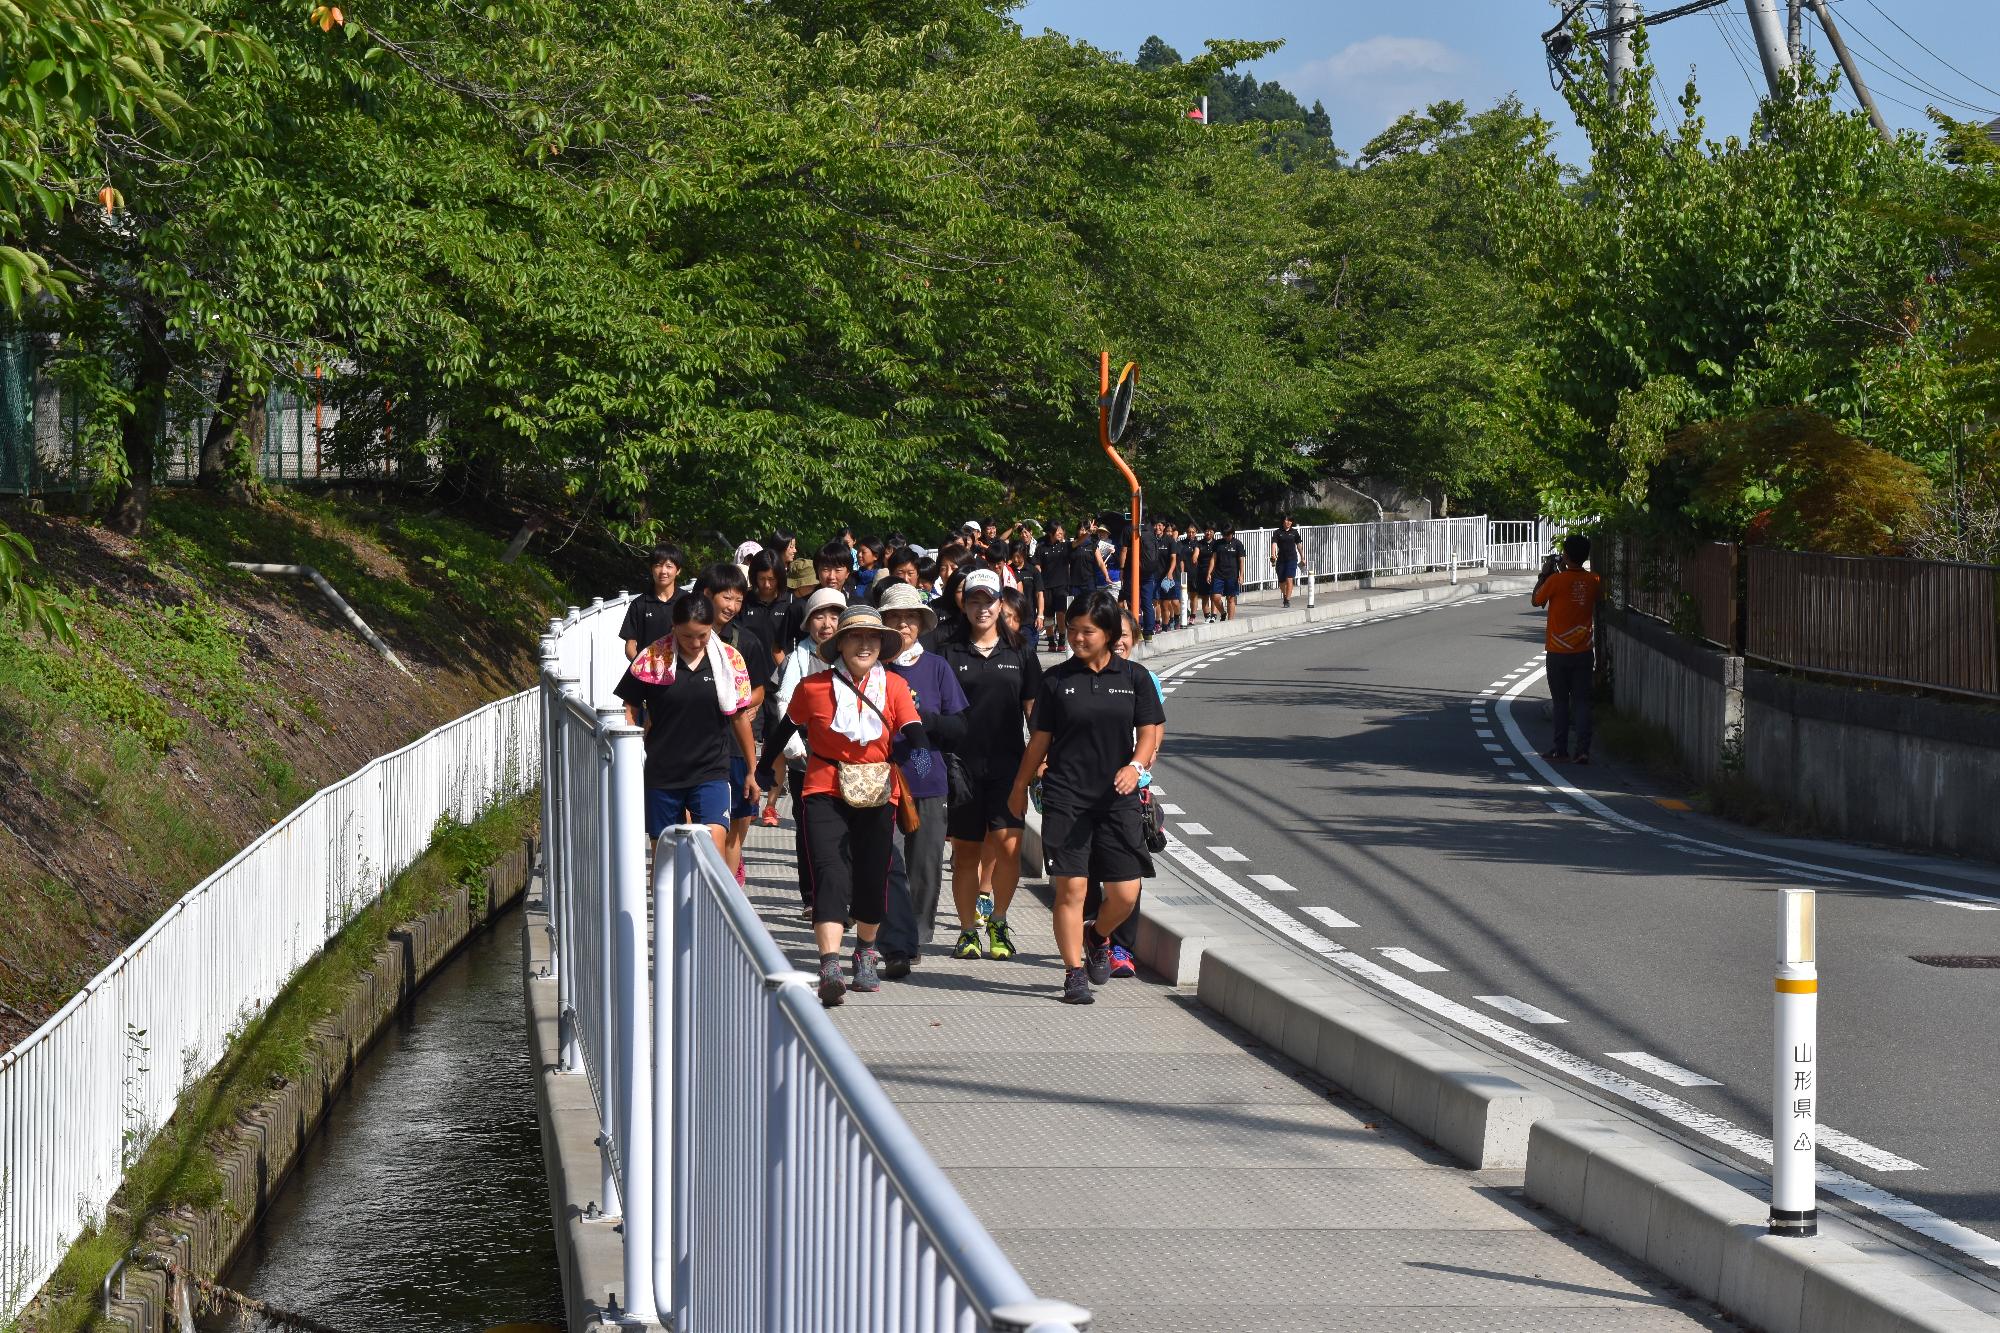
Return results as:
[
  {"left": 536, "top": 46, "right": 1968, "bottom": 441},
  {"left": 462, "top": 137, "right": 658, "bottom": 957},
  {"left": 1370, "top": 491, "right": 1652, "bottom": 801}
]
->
[{"left": 1097, "top": 352, "right": 1144, "bottom": 628}]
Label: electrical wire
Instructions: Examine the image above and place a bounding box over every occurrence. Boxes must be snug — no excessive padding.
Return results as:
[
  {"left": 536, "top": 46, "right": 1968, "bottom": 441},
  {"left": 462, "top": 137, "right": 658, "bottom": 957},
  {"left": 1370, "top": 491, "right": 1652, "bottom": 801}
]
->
[
  {"left": 1707, "top": 8, "right": 1762, "bottom": 98},
  {"left": 1857, "top": 0, "right": 2000, "bottom": 101},
  {"left": 1824, "top": 14, "right": 2000, "bottom": 117}
]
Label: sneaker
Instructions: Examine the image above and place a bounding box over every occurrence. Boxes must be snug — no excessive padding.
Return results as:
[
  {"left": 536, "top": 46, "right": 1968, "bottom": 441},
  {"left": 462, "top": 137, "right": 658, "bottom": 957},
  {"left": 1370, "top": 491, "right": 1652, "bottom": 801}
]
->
[
  {"left": 1084, "top": 924, "right": 1111, "bottom": 986},
  {"left": 817, "top": 958, "right": 845, "bottom": 1007},
  {"left": 851, "top": 946, "right": 882, "bottom": 993},
  {"left": 880, "top": 953, "right": 913, "bottom": 980},
  {"left": 1108, "top": 943, "right": 1136, "bottom": 978},
  {"left": 986, "top": 918, "right": 1017, "bottom": 961},
  {"left": 952, "top": 928, "right": 983, "bottom": 960},
  {"left": 1060, "top": 967, "right": 1096, "bottom": 1005},
  {"left": 758, "top": 806, "right": 780, "bottom": 828},
  {"left": 734, "top": 861, "right": 747, "bottom": 888},
  {"left": 1542, "top": 749, "right": 1570, "bottom": 762},
  {"left": 1573, "top": 751, "right": 1592, "bottom": 766},
  {"left": 976, "top": 891, "right": 994, "bottom": 922}
]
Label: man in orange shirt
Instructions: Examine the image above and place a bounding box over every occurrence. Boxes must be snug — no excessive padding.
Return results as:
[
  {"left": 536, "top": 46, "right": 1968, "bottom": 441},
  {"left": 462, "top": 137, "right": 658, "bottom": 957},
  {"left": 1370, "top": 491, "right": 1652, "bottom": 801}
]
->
[{"left": 1531, "top": 534, "right": 1603, "bottom": 764}]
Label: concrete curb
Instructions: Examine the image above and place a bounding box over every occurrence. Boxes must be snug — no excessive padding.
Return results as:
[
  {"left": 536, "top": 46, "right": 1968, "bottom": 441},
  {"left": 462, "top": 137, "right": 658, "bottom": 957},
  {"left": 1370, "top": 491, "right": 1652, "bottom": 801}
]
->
[
  {"left": 1526, "top": 1119, "right": 1998, "bottom": 1333},
  {"left": 1133, "top": 804, "right": 2000, "bottom": 1329},
  {"left": 1133, "top": 886, "right": 1550, "bottom": 1170}
]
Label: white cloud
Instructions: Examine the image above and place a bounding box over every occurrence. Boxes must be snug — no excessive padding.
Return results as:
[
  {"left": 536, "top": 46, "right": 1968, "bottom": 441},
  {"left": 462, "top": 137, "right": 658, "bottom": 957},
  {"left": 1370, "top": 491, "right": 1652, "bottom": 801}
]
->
[{"left": 1276, "top": 34, "right": 1476, "bottom": 143}]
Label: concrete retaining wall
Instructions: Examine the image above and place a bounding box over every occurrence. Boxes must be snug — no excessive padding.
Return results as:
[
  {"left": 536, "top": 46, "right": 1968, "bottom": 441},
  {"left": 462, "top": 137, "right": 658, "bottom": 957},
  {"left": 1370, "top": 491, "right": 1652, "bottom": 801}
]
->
[
  {"left": 1601, "top": 609, "right": 1740, "bottom": 784},
  {"left": 1604, "top": 606, "right": 2000, "bottom": 861},
  {"left": 104, "top": 840, "right": 536, "bottom": 1333}
]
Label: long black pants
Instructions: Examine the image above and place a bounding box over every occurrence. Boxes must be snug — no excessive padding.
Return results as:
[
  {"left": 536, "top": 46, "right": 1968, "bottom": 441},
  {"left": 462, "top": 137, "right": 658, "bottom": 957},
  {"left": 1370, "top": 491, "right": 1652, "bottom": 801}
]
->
[
  {"left": 801, "top": 793, "right": 894, "bottom": 927},
  {"left": 1547, "top": 648, "right": 1595, "bottom": 756},
  {"left": 877, "top": 795, "right": 948, "bottom": 959}
]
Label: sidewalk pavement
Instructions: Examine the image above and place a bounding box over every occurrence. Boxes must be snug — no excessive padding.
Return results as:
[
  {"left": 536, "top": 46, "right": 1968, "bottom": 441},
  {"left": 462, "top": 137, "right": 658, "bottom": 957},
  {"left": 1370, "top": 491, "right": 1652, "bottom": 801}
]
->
[{"left": 739, "top": 822, "right": 1727, "bottom": 1332}]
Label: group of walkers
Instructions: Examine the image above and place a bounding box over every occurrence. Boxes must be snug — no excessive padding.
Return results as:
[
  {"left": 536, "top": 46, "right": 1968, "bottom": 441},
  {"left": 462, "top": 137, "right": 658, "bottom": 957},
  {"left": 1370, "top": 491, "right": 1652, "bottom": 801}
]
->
[{"left": 610, "top": 519, "right": 1181, "bottom": 1007}]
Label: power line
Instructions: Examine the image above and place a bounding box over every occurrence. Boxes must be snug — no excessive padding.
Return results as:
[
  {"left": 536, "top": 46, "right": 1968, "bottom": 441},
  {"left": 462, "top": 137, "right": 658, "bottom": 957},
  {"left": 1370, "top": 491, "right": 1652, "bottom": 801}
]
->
[
  {"left": 1857, "top": 0, "right": 2000, "bottom": 102},
  {"left": 1707, "top": 8, "right": 1763, "bottom": 98},
  {"left": 1826, "top": 12, "right": 2000, "bottom": 117}
]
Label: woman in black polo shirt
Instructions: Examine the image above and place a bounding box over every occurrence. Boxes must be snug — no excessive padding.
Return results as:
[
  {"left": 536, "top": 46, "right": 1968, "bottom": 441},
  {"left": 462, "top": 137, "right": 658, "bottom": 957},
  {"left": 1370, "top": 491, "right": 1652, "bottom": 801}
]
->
[
  {"left": 938, "top": 568, "right": 1042, "bottom": 962},
  {"left": 1008, "top": 591, "right": 1165, "bottom": 1005},
  {"left": 1035, "top": 525, "right": 1075, "bottom": 650}
]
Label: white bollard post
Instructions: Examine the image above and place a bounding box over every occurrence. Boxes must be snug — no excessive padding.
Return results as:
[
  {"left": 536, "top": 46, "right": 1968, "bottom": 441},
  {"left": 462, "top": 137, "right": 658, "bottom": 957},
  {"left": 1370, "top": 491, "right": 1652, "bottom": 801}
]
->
[
  {"left": 1771, "top": 887, "right": 1818, "bottom": 1237},
  {"left": 1305, "top": 562, "right": 1317, "bottom": 610}
]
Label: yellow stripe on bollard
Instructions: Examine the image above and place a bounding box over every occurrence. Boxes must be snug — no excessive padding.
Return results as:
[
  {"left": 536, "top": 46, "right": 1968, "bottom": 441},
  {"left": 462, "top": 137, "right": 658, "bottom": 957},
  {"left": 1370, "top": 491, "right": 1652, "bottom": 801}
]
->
[{"left": 1775, "top": 978, "right": 1818, "bottom": 993}]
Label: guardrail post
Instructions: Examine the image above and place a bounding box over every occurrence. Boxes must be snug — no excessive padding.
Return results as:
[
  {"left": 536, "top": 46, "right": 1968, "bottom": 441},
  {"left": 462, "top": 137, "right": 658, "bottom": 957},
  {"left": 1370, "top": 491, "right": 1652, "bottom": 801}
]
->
[
  {"left": 668, "top": 827, "right": 699, "bottom": 1328},
  {"left": 594, "top": 707, "right": 623, "bottom": 1218},
  {"left": 538, "top": 638, "right": 560, "bottom": 986},
  {"left": 1772, "top": 888, "right": 1818, "bottom": 1237},
  {"left": 763, "top": 971, "right": 815, "bottom": 1330},
  {"left": 607, "top": 720, "right": 654, "bottom": 1320},
  {"left": 555, "top": 674, "right": 584, "bottom": 1073},
  {"left": 990, "top": 1300, "right": 1096, "bottom": 1331}
]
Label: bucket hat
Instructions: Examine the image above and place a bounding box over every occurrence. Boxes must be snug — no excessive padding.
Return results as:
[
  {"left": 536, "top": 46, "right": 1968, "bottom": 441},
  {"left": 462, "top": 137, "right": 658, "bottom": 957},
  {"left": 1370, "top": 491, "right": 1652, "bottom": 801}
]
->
[
  {"left": 876, "top": 580, "right": 938, "bottom": 633},
  {"left": 787, "top": 557, "right": 818, "bottom": 591},
  {"left": 820, "top": 604, "right": 903, "bottom": 662}
]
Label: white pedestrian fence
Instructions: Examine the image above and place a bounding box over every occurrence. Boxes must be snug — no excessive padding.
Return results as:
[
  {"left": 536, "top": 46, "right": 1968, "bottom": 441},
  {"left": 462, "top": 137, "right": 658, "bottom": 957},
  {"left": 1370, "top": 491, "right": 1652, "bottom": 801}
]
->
[
  {"left": 540, "top": 596, "right": 1089, "bottom": 1332},
  {"left": 1485, "top": 520, "right": 1563, "bottom": 572},
  {"left": 1225, "top": 516, "right": 1496, "bottom": 592},
  {"left": 0, "top": 689, "right": 539, "bottom": 1321}
]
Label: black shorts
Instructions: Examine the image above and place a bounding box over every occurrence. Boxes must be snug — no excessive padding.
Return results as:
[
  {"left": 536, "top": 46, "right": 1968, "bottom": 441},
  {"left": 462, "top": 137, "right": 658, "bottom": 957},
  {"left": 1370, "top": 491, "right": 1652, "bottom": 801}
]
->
[
  {"left": 947, "top": 772, "right": 1026, "bottom": 842},
  {"left": 1041, "top": 802, "right": 1154, "bottom": 882}
]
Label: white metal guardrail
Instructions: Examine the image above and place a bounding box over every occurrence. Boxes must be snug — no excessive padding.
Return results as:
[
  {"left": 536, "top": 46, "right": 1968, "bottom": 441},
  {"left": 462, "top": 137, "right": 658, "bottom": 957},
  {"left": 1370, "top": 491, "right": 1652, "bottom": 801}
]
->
[
  {"left": 540, "top": 597, "right": 1088, "bottom": 1332},
  {"left": 0, "top": 688, "right": 538, "bottom": 1320},
  {"left": 1230, "top": 515, "right": 1492, "bottom": 591},
  {"left": 1486, "top": 520, "right": 1560, "bottom": 572}
]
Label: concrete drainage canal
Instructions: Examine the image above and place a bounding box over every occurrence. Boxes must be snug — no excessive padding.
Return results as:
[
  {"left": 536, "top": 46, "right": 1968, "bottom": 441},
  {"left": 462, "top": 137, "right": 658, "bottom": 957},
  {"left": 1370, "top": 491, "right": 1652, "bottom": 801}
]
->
[{"left": 204, "top": 912, "right": 563, "bottom": 1333}]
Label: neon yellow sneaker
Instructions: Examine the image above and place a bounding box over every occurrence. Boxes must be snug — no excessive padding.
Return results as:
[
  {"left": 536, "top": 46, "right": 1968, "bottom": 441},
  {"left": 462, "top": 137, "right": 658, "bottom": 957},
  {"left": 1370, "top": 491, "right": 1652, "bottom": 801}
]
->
[
  {"left": 986, "top": 918, "right": 1017, "bottom": 961},
  {"left": 952, "top": 928, "right": 983, "bottom": 960}
]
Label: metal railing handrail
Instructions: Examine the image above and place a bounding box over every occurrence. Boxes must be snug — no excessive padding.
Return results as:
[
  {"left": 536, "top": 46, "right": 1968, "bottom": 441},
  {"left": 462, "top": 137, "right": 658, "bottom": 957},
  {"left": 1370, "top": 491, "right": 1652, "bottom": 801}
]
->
[{"left": 542, "top": 599, "right": 1088, "bottom": 1332}]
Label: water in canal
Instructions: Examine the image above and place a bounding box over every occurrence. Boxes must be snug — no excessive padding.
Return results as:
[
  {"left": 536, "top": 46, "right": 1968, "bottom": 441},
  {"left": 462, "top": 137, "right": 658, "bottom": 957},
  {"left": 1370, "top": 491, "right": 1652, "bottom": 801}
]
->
[{"left": 213, "top": 911, "right": 564, "bottom": 1332}]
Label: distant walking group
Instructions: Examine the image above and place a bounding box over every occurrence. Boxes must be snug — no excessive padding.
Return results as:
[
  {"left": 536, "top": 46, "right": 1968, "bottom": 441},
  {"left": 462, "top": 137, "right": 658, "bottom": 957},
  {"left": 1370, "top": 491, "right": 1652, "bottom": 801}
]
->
[{"left": 610, "top": 517, "right": 1173, "bottom": 1007}]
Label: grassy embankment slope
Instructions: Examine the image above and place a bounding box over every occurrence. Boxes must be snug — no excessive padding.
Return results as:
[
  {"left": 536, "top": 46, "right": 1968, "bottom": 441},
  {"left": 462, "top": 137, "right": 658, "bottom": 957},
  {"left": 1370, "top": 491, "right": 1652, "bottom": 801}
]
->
[{"left": 0, "top": 490, "right": 592, "bottom": 1049}]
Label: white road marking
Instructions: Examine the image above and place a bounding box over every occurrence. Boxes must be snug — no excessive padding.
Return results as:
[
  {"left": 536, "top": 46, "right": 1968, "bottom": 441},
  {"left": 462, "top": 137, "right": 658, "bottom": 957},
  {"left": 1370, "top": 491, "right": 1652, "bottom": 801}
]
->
[
  {"left": 1495, "top": 671, "right": 2000, "bottom": 909},
  {"left": 1211, "top": 846, "right": 1249, "bottom": 863},
  {"left": 1476, "top": 995, "right": 1567, "bottom": 1025},
  {"left": 1507, "top": 772, "right": 1532, "bottom": 782},
  {"left": 1606, "top": 1052, "right": 1721, "bottom": 1087},
  {"left": 1302, "top": 904, "right": 1360, "bottom": 929},
  {"left": 1375, "top": 946, "right": 1448, "bottom": 973},
  {"left": 1160, "top": 803, "right": 1185, "bottom": 815},
  {"left": 1818, "top": 1129, "right": 1925, "bottom": 1173},
  {"left": 1249, "top": 874, "right": 1297, "bottom": 893},
  {"left": 1163, "top": 838, "right": 1990, "bottom": 1268},
  {"left": 1907, "top": 895, "right": 2000, "bottom": 911},
  {"left": 1546, "top": 802, "right": 1573, "bottom": 815},
  {"left": 1177, "top": 822, "right": 1211, "bottom": 837},
  {"left": 1483, "top": 743, "right": 1504, "bottom": 752},
  {"left": 1494, "top": 758, "right": 1516, "bottom": 767},
  {"left": 1476, "top": 729, "right": 1495, "bottom": 738}
]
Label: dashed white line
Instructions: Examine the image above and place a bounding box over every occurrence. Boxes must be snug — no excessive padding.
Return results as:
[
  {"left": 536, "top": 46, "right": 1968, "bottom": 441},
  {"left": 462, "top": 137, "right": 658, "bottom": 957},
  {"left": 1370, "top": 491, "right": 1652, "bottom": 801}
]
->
[
  {"left": 1375, "top": 946, "right": 1448, "bottom": 973},
  {"left": 1476, "top": 995, "right": 1567, "bottom": 1025},
  {"left": 1178, "top": 822, "right": 1211, "bottom": 837},
  {"left": 1483, "top": 744, "right": 1504, "bottom": 752},
  {"left": 1302, "top": 904, "right": 1360, "bottom": 929},
  {"left": 1476, "top": 729, "right": 1495, "bottom": 738},
  {"left": 1606, "top": 1051, "right": 1721, "bottom": 1087},
  {"left": 1249, "top": 874, "right": 1297, "bottom": 893},
  {"left": 1160, "top": 803, "right": 1185, "bottom": 815},
  {"left": 1210, "top": 846, "right": 1249, "bottom": 863},
  {"left": 1907, "top": 895, "right": 2000, "bottom": 911},
  {"left": 1819, "top": 1129, "right": 1925, "bottom": 1173},
  {"left": 1494, "top": 758, "right": 1516, "bottom": 767},
  {"left": 1163, "top": 837, "right": 1987, "bottom": 1267},
  {"left": 1545, "top": 802, "right": 1573, "bottom": 815}
]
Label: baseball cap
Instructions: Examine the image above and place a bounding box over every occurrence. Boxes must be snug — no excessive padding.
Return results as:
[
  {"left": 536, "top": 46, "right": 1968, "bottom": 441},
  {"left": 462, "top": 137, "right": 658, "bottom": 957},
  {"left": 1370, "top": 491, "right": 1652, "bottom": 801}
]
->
[{"left": 961, "top": 569, "right": 1003, "bottom": 599}]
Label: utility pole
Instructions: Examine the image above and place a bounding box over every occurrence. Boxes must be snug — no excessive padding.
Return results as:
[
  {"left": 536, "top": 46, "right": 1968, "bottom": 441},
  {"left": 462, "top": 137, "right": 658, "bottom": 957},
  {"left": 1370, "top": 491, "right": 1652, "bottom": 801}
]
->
[
  {"left": 1742, "top": 0, "right": 1795, "bottom": 98},
  {"left": 1786, "top": 0, "right": 1804, "bottom": 63},
  {"left": 1807, "top": 0, "right": 1893, "bottom": 142},
  {"left": 1607, "top": 1, "right": 1638, "bottom": 102}
]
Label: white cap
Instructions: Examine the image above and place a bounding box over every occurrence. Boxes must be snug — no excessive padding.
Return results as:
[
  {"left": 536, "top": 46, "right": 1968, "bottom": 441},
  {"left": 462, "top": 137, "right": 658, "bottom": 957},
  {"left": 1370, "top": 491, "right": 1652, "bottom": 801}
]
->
[
  {"left": 961, "top": 520, "right": 983, "bottom": 534},
  {"left": 961, "top": 569, "right": 1003, "bottom": 598},
  {"left": 733, "top": 540, "right": 763, "bottom": 565}
]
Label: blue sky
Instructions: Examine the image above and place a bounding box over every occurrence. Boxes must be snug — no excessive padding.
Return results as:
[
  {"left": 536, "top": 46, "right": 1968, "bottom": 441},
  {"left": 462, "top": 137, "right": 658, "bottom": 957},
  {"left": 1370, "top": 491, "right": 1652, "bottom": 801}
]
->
[{"left": 1009, "top": 0, "right": 2000, "bottom": 160}]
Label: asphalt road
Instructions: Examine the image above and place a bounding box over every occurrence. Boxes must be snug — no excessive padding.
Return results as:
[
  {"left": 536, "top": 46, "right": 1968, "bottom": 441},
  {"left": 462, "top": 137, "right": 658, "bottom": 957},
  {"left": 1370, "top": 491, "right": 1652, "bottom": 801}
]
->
[{"left": 1144, "top": 592, "right": 2000, "bottom": 1275}]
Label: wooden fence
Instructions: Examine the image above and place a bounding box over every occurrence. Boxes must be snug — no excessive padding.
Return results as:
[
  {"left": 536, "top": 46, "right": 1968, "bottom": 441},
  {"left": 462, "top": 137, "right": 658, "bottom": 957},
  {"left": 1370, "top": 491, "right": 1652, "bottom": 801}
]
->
[{"left": 1612, "top": 536, "right": 2000, "bottom": 701}]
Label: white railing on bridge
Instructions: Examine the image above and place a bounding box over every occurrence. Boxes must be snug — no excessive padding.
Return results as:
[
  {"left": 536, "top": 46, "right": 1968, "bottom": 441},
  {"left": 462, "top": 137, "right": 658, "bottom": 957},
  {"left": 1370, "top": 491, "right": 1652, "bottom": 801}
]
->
[
  {"left": 1486, "top": 520, "right": 1560, "bottom": 572},
  {"left": 0, "top": 688, "right": 538, "bottom": 1321},
  {"left": 540, "top": 596, "right": 1089, "bottom": 1332},
  {"left": 1227, "top": 515, "right": 1490, "bottom": 591}
]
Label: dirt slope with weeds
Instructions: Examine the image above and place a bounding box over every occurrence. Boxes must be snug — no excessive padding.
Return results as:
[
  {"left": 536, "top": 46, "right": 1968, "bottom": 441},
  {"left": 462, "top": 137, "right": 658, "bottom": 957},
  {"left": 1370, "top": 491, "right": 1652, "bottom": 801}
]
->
[{"left": 0, "top": 489, "right": 586, "bottom": 1049}]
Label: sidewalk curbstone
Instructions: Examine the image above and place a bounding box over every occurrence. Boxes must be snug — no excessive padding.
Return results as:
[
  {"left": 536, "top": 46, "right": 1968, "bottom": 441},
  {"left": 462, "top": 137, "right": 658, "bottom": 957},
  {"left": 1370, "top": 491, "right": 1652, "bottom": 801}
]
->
[
  {"left": 1524, "top": 1119, "right": 2000, "bottom": 1333},
  {"left": 1189, "top": 938, "right": 1553, "bottom": 1169}
]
